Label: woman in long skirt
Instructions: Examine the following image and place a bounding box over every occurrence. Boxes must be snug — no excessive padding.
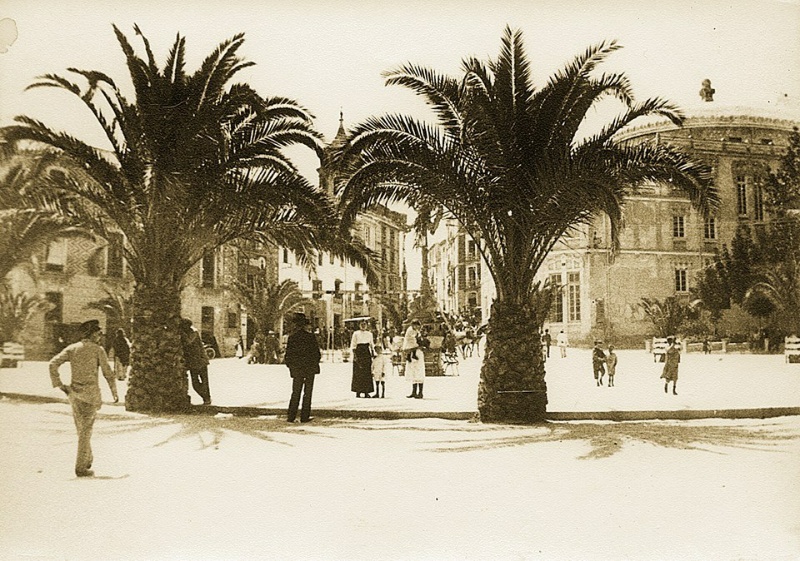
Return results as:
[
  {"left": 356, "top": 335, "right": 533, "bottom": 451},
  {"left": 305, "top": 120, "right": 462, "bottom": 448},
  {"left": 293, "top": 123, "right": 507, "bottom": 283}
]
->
[{"left": 350, "top": 321, "right": 376, "bottom": 398}]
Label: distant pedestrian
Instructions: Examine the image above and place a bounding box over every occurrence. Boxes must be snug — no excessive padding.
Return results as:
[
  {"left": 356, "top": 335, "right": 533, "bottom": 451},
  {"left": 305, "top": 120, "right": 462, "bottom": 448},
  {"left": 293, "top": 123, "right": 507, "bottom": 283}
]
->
[
  {"left": 702, "top": 338, "right": 710, "bottom": 354},
  {"left": 557, "top": 330, "right": 569, "bottom": 358},
  {"left": 371, "top": 344, "right": 388, "bottom": 398},
  {"left": 606, "top": 345, "right": 617, "bottom": 387},
  {"left": 404, "top": 320, "right": 425, "bottom": 398},
  {"left": 180, "top": 318, "right": 211, "bottom": 405},
  {"left": 110, "top": 327, "right": 131, "bottom": 381},
  {"left": 660, "top": 336, "right": 680, "bottom": 395},
  {"left": 405, "top": 339, "right": 426, "bottom": 399},
  {"left": 49, "top": 319, "right": 118, "bottom": 477},
  {"left": 350, "top": 320, "right": 376, "bottom": 398},
  {"left": 284, "top": 312, "right": 321, "bottom": 423},
  {"left": 592, "top": 340, "right": 606, "bottom": 386},
  {"left": 542, "top": 329, "right": 552, "bottom": 358},
  {"left": 235, "top": 336, "right": 244, "bottom": 359}
]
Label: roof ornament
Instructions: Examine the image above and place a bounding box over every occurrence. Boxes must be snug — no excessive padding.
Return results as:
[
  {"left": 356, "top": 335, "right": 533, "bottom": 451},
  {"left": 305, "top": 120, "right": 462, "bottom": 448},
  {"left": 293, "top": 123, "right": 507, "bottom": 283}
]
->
[{"left": 699, "top": 79, "right": 715, "bottom": 102}]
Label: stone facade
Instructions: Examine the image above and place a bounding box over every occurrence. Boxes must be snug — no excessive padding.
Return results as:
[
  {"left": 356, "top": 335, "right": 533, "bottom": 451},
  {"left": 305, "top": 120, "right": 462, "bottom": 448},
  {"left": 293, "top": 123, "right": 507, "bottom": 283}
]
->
[
  {"left": 429, "top": 220, "right": 482, "bottom": 321},
  {"left": 481, "top": 103, "right": 800, "bottom": 347}
]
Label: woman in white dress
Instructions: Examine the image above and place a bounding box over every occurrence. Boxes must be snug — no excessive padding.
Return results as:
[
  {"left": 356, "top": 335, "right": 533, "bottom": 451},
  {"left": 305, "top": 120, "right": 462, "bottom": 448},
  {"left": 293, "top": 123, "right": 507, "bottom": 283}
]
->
[{"left": 403, "top": 320, "right": 426, "bottom": 399}]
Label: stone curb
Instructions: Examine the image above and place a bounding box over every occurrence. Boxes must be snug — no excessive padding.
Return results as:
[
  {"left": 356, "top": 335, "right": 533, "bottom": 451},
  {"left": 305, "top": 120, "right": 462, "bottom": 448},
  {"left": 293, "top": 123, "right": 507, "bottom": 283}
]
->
[{"left": 3, "top": 392, "right": 799, "bottom": 422}]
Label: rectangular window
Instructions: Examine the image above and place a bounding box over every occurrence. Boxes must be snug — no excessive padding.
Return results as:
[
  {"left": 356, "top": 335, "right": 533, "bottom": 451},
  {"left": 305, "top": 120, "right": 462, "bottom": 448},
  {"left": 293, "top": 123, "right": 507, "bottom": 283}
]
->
[
  {"left": 227, "top": 312, "right": 238, "bottom": 329},
  {"left": 754, "top": 182, "right": 764, "bottom": 221},
  {"left": 568, "top": 272, "right": 581, "bottom": 322},
  {"left": 312, "top": 279, "right": 323, "bottom": 299},
  {"left": 202, "top": 252, "right": 215, "bottom": 287},
  {"left": 318, "top": 252, "right": 324, "bottom": 266},
  {"left": 283, "top": 248, "right": 289, "bottom": 264},
  {"left": 736, "top": 175, "right": 748, "bottom": 216},
  {"left": 549, "top": 274, "right": 563, "bottom": 323},
  {"left": 330, "top": 253, "right": 335, "bottom": 265},
  {"left": 675, "top": 268, "right": 688, "bottom": 293},
  {"left": 201, "top": 306, "right": 215, "bottom": 339},
  {"left": 704, "top": 217, "right": 717, "bottom": 240},
  {"left": 45, "top": 239, "right": 67, "bottom": 272},
  {"left": 467, "top": 266, "right": 478, "bottom": 288},
  {"left": 106, "top": 233, "right": 124, "bottom": 278},
  {"left": 468, "top": 239, "right": 477, "bottom": 259},
  {"left": 354, "top": 282, "right": 363, "bottom": 302},
  {"left": 672, "top": 215, "right": 685, "bottom": 238}
]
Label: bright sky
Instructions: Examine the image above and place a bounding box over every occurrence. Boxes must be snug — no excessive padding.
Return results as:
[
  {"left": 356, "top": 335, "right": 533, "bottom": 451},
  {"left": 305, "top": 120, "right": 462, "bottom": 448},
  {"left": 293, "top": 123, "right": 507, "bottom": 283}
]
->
[{"left": 1, "top": 0, "right": 799, "bottom": 287}]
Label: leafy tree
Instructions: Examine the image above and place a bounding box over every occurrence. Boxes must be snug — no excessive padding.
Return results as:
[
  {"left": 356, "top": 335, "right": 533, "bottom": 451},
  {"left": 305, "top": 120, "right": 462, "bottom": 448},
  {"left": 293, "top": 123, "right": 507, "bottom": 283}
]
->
[
  {"left": 2, "top": 26, "right": 374, "bottom": 412},
  {"left": 336, "top": 27, "right": 716, "bottom": 422}
]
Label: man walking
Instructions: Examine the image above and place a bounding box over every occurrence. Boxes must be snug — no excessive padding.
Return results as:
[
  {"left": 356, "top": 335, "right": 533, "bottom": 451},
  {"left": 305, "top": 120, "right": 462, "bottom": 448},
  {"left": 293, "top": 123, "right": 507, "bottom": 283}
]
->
[
  {"left": 542, "top": 329, "right": 552, "bottom": 358},
  {"left": 284, "top": 312, "right": 321, "bottom": 423},
  {"left": 49, "top": 319, "right": 118, "bottom": 477}
]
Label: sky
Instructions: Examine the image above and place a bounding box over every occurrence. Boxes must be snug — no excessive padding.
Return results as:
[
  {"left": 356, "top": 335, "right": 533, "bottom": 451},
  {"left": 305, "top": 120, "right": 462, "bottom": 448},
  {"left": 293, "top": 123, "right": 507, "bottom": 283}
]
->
[{"left": 1, "top": 0, "right": 799, "bottom": 285}]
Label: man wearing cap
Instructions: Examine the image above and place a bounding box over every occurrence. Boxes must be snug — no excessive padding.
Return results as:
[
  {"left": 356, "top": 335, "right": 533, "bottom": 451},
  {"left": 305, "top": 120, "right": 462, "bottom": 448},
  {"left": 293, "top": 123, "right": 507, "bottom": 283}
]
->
[
  {"left": 49, "top": 319, "right": 118, "bottom": 477},
  {"left": 283, "top": 312, "right": 321, "bottom": 423},
  {"left": 592, "top": 340, "right": 607, "bottom": 387}
]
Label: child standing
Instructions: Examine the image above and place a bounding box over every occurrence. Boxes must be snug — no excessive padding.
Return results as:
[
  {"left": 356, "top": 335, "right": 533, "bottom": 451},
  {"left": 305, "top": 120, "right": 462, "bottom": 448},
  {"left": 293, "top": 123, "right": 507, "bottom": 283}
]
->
[
  {"left": 371, "top": 345, "right": 388, "bottom": 398},
  {"left": 606, "top": 345, "right": 618, "bottom": 387}
]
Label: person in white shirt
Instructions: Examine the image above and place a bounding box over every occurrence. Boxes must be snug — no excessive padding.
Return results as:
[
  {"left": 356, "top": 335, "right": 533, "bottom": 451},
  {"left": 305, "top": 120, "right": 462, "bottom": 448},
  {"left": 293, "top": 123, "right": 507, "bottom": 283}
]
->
[
  {"left": 49, "top": 319, "right": 118, "bottom": 477},
  {"left": 371, "top": 345, "right": 389, "bottom": 398},
  {"left": 350, "top": 320, "right": 376, "bottom": 398},
  {"left": 403, "top": 319, "right": 426, "bottom": 398},
  {"left": 557, "top": 330, "right": 569, "bottom": 358}
]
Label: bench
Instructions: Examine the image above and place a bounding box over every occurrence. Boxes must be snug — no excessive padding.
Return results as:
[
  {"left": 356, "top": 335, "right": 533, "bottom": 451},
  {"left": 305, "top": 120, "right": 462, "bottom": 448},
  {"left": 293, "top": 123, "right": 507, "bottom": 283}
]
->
[
  {"left": 651, "top": 338, "right": 668, "bottom": 362},
  {"left": 785, "top": 336, "right": 800, "bottom": 364},
  {"left": 0, "top": 342, "right": 25, "bottom": 367}
]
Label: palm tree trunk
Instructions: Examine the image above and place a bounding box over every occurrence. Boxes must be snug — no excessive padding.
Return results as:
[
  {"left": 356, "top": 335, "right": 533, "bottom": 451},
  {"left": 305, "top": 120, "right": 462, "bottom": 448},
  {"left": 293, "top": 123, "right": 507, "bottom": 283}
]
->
[
  {"left": 125, "top": 283, "right": 189, "bottom": 412},
  {"left": 478, "top": 300, "right": 547, "bottom": 423}
]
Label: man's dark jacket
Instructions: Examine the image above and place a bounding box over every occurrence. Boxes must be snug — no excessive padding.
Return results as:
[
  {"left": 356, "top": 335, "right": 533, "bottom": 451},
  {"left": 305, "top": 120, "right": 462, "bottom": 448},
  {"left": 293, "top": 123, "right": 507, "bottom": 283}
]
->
[{"left": 284, "top": 329, "right": 321, "bottom": 377}]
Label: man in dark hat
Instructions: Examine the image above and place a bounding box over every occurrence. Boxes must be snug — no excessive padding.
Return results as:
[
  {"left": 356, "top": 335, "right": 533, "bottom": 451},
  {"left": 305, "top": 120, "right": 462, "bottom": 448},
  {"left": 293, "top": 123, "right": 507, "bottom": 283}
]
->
[
  {"left": 49, "top": 319, "right": 118, "bottom": 477},
  {"left": 283, "top": 312, "right": 321, "bottom": 423}
]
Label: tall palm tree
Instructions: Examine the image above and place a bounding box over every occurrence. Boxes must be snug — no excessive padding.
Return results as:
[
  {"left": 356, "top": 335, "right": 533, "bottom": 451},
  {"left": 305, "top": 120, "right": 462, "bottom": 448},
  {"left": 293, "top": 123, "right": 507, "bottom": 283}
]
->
[
  {"left": 2, "top": 25, "right": 373, "bottom": 412},
  {"left": 233, "top": 277, "right": 307, "bottom": 338},
  {"left": 337, "top": 27, "right": 717, "bottom": 423}
]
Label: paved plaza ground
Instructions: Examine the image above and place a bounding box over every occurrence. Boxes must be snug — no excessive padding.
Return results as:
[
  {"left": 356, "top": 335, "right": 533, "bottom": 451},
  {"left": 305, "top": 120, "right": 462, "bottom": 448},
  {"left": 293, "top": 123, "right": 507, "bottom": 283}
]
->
[
  {"left": 2, "top": 347, "right": 799, "bottom": 419},
  {"left": 2, "top": 348, "right": 799, "bottom": 560}
]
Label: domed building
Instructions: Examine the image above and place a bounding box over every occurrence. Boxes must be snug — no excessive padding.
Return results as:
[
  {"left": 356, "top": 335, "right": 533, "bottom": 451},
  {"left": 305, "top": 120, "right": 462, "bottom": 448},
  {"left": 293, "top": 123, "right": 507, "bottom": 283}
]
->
[{"left": 481, "top": 85, "right": 800, "bottom": 347}]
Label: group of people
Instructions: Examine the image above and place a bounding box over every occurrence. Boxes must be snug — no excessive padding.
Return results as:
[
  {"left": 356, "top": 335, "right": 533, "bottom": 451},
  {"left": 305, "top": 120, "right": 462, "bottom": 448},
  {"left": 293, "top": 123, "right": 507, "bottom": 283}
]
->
[
  {"left": 540, "top": 329, "right": 570, "bottom": 360},
  {"left": 348, "top": 318, "right": 427, "bottom": 399},
  {"left": 591, "top": 340, "right": 618, "bottom": 387},
  {"left": 48, "top": 313, "right": 687, "bottom": 476}
]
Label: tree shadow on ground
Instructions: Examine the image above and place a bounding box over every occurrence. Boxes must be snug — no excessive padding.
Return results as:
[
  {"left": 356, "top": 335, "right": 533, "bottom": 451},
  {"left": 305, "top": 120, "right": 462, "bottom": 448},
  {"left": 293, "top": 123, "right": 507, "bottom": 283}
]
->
[
  {"left": 9, "top": 397, "right": 799, "bottom": 458},
  {"left": 95, "top": 411, "right": 337, "bottom": 449},
  {"left": 420, "top": 420, "right": 800, "bottom": 459}
]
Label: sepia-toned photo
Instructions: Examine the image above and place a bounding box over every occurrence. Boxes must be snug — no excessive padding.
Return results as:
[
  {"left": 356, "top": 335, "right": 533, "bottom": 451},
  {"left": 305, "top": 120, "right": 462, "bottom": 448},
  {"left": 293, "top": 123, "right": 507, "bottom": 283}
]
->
[{"left": 1, "top": 1, "right": 799, "bottom": 559}]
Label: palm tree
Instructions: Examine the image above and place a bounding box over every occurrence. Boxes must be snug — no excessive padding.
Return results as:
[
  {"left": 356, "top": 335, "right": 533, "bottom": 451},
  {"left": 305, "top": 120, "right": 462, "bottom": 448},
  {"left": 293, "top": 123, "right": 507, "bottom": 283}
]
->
[
  {"left": 0, "top": 285, "right": 50, "bottom": 344},
  {"left": 640, "top": 297, "right": 689, "bottom": 339},
  {"left": 0, "top": 152, "right": 93, "bottom": 280},
  {"left": 337, "top": 27, "right": 717, "bottom": 423},
  {"left": 2, "top": 25, "right": 373, "bottom": 412},
  {"left": 233, "top": 277, "right": 307, "bottom": 338}
]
